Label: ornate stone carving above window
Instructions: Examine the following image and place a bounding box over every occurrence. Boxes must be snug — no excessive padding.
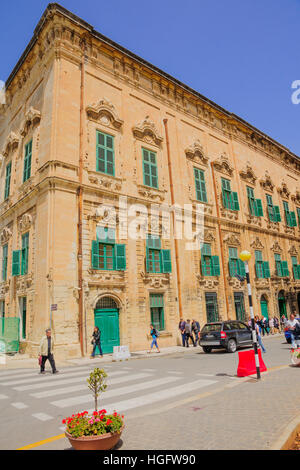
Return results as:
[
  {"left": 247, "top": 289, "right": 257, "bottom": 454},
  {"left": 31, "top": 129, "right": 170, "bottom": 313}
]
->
[
  {"left": 250, "top": 237, "right": 264, "bottom": 250},
  {"left": 137, "top": 184, "right": 166, "bottom": 202},
  {"left": 204, "top": 229, "right": 215, "bottom": 243},
  {"left": 185, "top": 140, "right": 208, "bottom": 166},
  {"left": 18, "top": 213, "right": 33, "bottom": 232},
  {"left": 86, "top": 98, "right": 123, "bottom": 130},
  {"left": 246, "top": 213, "right": 262, "bottom": 227},
  {"left": 0, "top": 227, "right": 12, "bottom": 245},
  {"left": 132, "top": 116, "right": 163, "bottom": 147},
  {"left": 259, "top": 171, "right": 274, "bottom": 192},
  {"left": 219, "top": 205, "right": 239, "bottom": 221},
  {"left": 196, "top": 276, "right": 219, "bottom": 289},
  {"left": 271, "top": 241, "right": 282, "bottom": 253},
  {"left": 223, "top": 233, "right": 240, "bottom": 246},
  {"left": 288, "top": 245, "right": 298, "bottom": 257},
  {"left": 20, "top": 107, "right": 41, "bottom": 137},
  {"left": 291, "top": 190, "right": 300, "bottom": 205},
  {"left": 2, "top": 131, "right": 20, "bottom": 157},
  {"left": 212, "top": 153, "right": 234, "bottom": 177},
  {"left": 277, "top": 181, "right": 290, "bottom": 199},
  {"left": 88, "top": 172, "right": 123, "bottom": 192},
  {"left": 227, "top": 277, "right": 244, "bottom": 289},
  {"left": 239, "top": 163, "right": 257, "bottom": 185},
  {"left": 140, "top": 271, "right": 170, "bottom": 288}
]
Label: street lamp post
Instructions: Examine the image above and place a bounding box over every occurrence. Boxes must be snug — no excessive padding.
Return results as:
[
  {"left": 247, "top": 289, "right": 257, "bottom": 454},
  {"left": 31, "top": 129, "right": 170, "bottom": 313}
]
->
[{"left": 239, "top": 250, "right": 261, "bottom": 380}]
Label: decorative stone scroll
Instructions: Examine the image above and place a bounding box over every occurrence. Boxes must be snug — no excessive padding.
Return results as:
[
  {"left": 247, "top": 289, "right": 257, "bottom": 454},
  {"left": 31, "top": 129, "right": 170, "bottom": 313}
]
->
[
  {"left": 140, "top": 271, "right": 170, "bottom": 288},
  {"left": 2, "top": 131, "right": 20, "bottom": 157},
  {"left": 239, "top": 163, "right": 257, "bottom": 185},
  {"left": 185, "top": 140, "right": 208, "bottom": 166},
  {"left": 271, "top": 241, "right": 282, "bottom": 253},
  {"left": 86, "top": 98, "right": 123, "bottom": 130},
  {"left": 132, "top": 116, "right": 163, "bottom": 147},
  {"left": 212, "top": 152, "right": 234, "bottom": 177},
  {"left": 223, "top": 233, "right": 241, "bottom": 246},
  {"left": 288, "top": 245, "right": 298, "bottom": 257},
  {"left": 277, "top": 181, "right": 290, "bottom": 200},
  {"left": 260, "top": 171, "right": 274, "bottom": 192},
  {"left": 250, "top": 237, "right": 264, "bottom": 250},
  {"left": 0, "top": 227, "right": 12, "bottom": 245},
  {"left": 20, "top": 107, "right": 41, "bottom": 137},
  {"left": 18, "top": 213, "right": 33, "bottom": 232}
]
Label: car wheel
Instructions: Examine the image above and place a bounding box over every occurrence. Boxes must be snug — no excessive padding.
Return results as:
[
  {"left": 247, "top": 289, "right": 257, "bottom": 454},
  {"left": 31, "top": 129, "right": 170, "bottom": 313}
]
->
[
  {"left": 227, "top": 339, "right": 237, "bottom": 353},
  {"left": 203, "top": 346, "right": 212, "bottom": 353}
]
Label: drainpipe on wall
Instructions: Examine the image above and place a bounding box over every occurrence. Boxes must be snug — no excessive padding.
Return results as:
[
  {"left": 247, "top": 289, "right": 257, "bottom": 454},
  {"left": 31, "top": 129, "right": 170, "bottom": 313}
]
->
[
  {"left": 210, "top": 161, "right": 230, "bottom": 319},
  {"left": 77, "top": 39, "right": 86, "bottom": 357},
  {"left": 163, "top": 119, "right": 183, "bottom": 318}
]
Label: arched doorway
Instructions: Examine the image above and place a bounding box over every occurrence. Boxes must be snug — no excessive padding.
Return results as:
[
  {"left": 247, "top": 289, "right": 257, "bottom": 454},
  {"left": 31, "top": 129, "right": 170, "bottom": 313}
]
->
[
  {"left": 94, "top": 297, "right": 120, "bottom": 354},
  {"left": 260, "top": 295, "right": 269, "bottom": 320},
  {"left": 278, "top": 291, "right": 287, "bottom": 319}
]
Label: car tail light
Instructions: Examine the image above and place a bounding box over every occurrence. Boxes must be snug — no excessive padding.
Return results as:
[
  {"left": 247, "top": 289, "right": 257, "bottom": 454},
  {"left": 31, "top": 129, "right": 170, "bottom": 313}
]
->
[{"left": 220, "top": 331, "right": 227, "bottom": 339}]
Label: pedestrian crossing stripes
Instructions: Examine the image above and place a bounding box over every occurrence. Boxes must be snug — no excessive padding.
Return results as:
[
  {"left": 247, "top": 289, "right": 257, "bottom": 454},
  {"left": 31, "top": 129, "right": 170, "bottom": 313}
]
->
[{"left": 0, "top": 364, "right": 218, "bottom": 425}]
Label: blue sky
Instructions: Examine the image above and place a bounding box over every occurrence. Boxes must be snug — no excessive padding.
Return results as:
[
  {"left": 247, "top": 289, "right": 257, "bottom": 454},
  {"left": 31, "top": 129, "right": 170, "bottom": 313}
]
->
[{"left": 1, "top": 0, "right": 299, "bottom": 155}]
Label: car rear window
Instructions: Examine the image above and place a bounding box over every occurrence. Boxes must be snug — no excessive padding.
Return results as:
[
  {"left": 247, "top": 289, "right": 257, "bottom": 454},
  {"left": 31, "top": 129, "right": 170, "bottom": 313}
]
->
[{"left": 202, "top": 324, "right": 222, "bottom": 333}]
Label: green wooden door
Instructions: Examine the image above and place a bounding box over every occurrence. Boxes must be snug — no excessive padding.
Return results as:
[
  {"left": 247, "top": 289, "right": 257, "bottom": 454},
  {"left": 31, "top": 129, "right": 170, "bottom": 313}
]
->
[
  {"left": 94, "top": 308, "right": 120, "bottom": 354},
  {"left": 260, "top": 299, "right": 269, "bottom": 320},
  {"left": 234, "top": 292, "right": 246, "bottom": 321},
  {"left": 278, "top": 293, "right": 287, "bottom": 318}
]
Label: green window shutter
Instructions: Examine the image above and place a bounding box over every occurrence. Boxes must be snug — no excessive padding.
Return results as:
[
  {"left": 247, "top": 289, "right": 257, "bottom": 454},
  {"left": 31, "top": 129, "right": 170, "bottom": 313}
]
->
[
  {"left": 293, "top": 265, "right": 299, "bottom": 280},
  {"left": 145, "top": 246, "right": 151, "bottom": 273},
  {"left": 143, "top": 148, "right": 158, "bottom": 189},
  {"left": 115, "top": 244, "right": 126, "bottom": 271},
  {"left": 256, "top": 199, "right": 263, "bottom": 217},
  {"left": 23, "top": 140, "right": 32, "bottom": 183},
  {"left": 229, "top": 259, "right": 236, "bottom": 277},
  {"left": 247, "top": 187, "right": 255, "bottom": 215},
  {"left": 194, "top": 168, "right": 207, "bottom": 202},
  {"left": 238, "top": 259, "right": 246, "bottom": 277},
  {"left": 297, "top": 265, "right": 300, "bottom": 280},
  {"left": 263, "top": 261, "right": 270, "bottom": 278},
  {"left": 211, "top": 256, "right": 220, "bottom": 276},
  {"left": 222, "top": 189, "right": 228, "bottom": 209},
  {"left": 297, "top": 208, "right": 300, "bottom": 225},
  {"left": 201, "top": 255, "right": 209, "bottom": 276},
  {"left": 289, "top": 211, "right": 297, "bottom": 227},
  {"left": 96, "top": 131, "right": 115, "bottom": 176},
  {"left": 274, "top": 206, "right": 281, "bottom": 222},
  {"left": 4, "top": 162, "right": 11, "bottom": 200},
  {"left": 255, "top": 261, "right": 263, "bottom": 279},
  {"left": 2, "top": 244, "right": 8, "bottom": 281},
  {"left": 232, "top": 192, "right": 239, "bottom": 211},
  {"left": 161, "top": 249, "right": 172, "bottom": 273},
  {"left": 91, "top": 241, "right": 99, "bottom": 269},
  {"left": 21, "top": 233, "right": 29, "bottom": 275},
  {"left": 12, "top": 250, "right": 20, "bottom": 276},
  {"left": 281, "top": 261, "right": 289, "bottom": 277}
]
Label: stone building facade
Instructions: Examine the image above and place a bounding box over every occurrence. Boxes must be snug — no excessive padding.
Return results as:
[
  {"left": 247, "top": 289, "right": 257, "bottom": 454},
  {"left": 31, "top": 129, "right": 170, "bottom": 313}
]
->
[{"left": 0, "top": 4, "right": 300, "bottom": 359}]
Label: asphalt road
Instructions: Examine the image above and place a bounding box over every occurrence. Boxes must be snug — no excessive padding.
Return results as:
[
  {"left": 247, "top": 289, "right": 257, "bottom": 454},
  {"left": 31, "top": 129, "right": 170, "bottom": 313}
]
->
[{"left": 0, "top": 334, "right": 292, "bottom": 450}]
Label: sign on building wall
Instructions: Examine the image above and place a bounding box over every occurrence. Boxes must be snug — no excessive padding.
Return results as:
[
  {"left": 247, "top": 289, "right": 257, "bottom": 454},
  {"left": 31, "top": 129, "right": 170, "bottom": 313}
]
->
[{"left": 112, "top": 345, "right": 131, "bottom": 361}]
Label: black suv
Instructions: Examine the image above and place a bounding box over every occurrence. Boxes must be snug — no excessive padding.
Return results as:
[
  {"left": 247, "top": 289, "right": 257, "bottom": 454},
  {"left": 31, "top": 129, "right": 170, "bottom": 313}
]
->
[{"left": 199, "top": 320, "right": 253, "bottom": 353}]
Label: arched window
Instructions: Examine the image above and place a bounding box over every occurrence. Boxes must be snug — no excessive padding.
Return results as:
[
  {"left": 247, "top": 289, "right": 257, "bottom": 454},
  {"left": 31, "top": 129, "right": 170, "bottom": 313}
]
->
[{"left": 96, "top": 297, "right": 118, "bottom": 309}]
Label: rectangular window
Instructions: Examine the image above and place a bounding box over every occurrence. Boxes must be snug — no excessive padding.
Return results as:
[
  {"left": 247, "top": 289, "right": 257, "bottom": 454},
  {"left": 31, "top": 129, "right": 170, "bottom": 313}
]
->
[
  {"left": 228, "top": 247, "right": 245, "bottom": 277},
  {"left": 23, "top": 140, "right": 32, "bottom": 183},
  {"left": 21, "top": 233, "right": 29, "bottom": 276},
  {"left": 291, "top": 256, "right": 300, "bottom": 280},
  {"left": 12, "top": 250, "right": 21, "bottom": 276},
  {"left": 283, "top": 201, "right": 297, "bottom": 227},
  {"left": 150, "top": 293, "right": 165, "bottom": 331},
  {"left": 274, "top": 253, "right": 289, "bottom": 277},
  {"left": 194, "top": 168, "right": 207, "bottom": 203},
  {"left": 4, "top": 162, "right": 12, "bottom": 200},
  {"left": 297, "top": 208, "right": 300, "bottom": 226},
  {"left": 96, "top": 131, "right": 115, "bottom": 176},
  {"left": 247, "top": 186, "right": 263, "bottom": 217},
  {"left": 255, "top": 250, "right": 270, "bottom": 279},
  {"left": 91, "top": 229, "right": 126, "bottom": 271},
  {"left": 2, "top": 244, "right": 8, "bottom": 282},
  {"left": 266, "top": 194, "right": 281, "bottom": 222},
  {"left": 205, "top": 292, "right": 219, "bottom": 322},
  {"left": 234, "top": 292, "right": 246, "bottom": 321},
  {"left": 201, "top": 243, "right": 220, "bottom": 276},
  {"left": 221, "top": 178, "right": 239, "bottom": 211},
  {"left": 20, "top": 297, "right": 26, "bottom": 340},
  {"left": 146, "top": 235, "right": 171, "bottom": 274},
  {"left": 142, "top": 148, "right": 158, "bottom": 189}
]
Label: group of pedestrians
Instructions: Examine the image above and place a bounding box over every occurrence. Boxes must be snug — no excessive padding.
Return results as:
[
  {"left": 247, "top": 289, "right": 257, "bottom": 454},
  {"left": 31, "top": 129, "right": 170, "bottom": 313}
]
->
[
  {"left": 249, "top": 316, "right": 281, "bottom": 336},
  {"left": 178, "top": 318, "right": 201, "bottom": 348}
]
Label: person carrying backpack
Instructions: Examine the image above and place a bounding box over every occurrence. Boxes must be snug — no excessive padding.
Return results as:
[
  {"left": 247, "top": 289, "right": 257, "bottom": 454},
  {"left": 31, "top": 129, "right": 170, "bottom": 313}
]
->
[
  {"left": 148, "top": 324, "right": 160, "bottom": 353},
  {"left": 191, "top": 319, "right": 200, "bottom": 346}
]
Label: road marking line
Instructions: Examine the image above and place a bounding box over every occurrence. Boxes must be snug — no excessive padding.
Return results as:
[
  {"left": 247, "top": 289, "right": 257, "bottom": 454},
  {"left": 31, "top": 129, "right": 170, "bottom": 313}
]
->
[
  {"left": 11, "top": 402, "right": 28, "bottom": 409},
  {"left": 85, "top": 379, "right": 216, "bottom": 415},
  {"left": 31, "top": 372, "right": 153, "bottom": 399},
  {"left": 2, "top": 369, "right": 103, "bottom": 386},
  {"left": 51, "top": 375, "right": 180, "bottom": 408},
  {"left": 0, "top": 364, "right": 105, "bottom": 382},
  {"left": 32, "top": 413, "right": 53, "bottom": 421},
  {"left": 0, "top": 394, "right": 8, "bottom": 399},
  {"left": 14, "top": 370, "right": 128, "bottom": 392},
  {"left": 17, "top": 434, "right": 65, "bottom": 450},
  {"left": 196, "top": 373, "right": 215, "bottom": 377}
]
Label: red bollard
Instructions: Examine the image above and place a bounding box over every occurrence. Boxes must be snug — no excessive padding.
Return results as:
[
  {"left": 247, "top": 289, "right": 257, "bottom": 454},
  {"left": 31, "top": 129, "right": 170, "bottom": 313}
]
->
[{"left": 237, "top": 349, "right": 267, "bottom": 377}]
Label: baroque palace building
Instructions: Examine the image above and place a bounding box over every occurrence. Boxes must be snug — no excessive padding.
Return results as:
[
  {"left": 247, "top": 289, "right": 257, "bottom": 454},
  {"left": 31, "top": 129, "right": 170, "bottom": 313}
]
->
[{"left": 1, "top": 3, "right": 300, "bottom": 359}]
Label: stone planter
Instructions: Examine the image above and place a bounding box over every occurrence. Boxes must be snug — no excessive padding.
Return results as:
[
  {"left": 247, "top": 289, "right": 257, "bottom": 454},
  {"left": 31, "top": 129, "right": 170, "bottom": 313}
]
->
[{"left": 65, "top": 426, "right": 124, "bottom": 450}]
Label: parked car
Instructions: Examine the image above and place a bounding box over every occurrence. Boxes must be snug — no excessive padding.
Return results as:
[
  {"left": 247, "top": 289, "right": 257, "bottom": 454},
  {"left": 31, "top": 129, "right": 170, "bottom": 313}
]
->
[
  {"left": 284, "top": 317, "right": 300, "bottom": 344},
  {"left": 199, "top": 320, "right": 253, "bottom": 353}
]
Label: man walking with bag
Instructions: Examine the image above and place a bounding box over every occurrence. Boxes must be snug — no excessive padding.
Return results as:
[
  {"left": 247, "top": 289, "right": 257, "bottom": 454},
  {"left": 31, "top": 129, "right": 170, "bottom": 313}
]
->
[
  {"left": 185, "top": 319, "right": 196, "bottom": 347},
  {"left": 38, "top": 329, "right": 58, "bottom": 374},
  {"left": 191, "top": 319, "right": 200, "bottom": 346}
]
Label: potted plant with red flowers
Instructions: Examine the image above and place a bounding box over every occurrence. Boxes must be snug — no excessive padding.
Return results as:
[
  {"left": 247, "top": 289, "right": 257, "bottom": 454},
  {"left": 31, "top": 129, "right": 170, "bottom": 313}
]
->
[{"left": 63, "top": 368, "right": 125, "bottom": 450}]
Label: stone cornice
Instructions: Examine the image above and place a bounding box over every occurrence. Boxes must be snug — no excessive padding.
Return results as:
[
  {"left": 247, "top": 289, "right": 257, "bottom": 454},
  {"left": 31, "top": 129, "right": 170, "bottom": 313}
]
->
[{"left": 2, "top": 3, "right": 300, "bottom": 178}]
